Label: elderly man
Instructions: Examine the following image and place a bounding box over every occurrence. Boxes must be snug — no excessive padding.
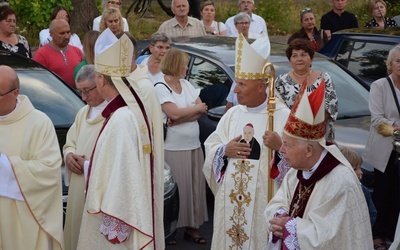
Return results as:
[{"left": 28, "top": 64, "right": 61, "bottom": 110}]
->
[
  {"left": 320, "top": 0, "right": 358, "bottom": 40},
  {"left": 203, "top": 34, "right": 289, "bottom": 250},
  {"left": 225, "top": 0, "right": 267, "bottom": 37},
  {"left": 33, "top": 19, "right": 83, "bottom": 88},
  {"left": 264, "top": 79, "right": 372, "bottom": 249},
  {"left": 0, "top": 65, "right": 63, "bottom": 249},
  {"left": 137, "top": 32, "right": 171, "bottom": 83},
  {"left": 63, "top": 65, "right": 107, "bottom": 250},
  {"left": 158, "top": 0, "right": 206, "bottom": 37},
  {"left": 77, "top": 29, "right": 164, "bottom": 250}
]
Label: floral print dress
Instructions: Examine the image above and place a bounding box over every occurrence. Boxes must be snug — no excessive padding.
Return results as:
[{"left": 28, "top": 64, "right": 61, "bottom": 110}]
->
[
  {"left": 275, "top": 71, "right": 338, "bottom": 142},
  {"left": 0, "top": 34, "right": 31, "bottom": 58}
]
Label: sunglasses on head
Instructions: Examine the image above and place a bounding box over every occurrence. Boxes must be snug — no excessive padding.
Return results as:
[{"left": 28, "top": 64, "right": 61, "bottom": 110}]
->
[{"left": 300, "top": 7, "right": 312, "bottom": 14}]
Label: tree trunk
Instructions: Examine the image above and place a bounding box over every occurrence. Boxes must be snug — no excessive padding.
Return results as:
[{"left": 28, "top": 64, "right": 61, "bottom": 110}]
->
[{"left": 70, "top": 0, "right": 100, "bottom": 36}]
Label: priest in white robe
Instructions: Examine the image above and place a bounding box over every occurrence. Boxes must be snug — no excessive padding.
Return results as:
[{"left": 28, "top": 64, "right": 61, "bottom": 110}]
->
[
  {"left": 203, "top": 34, "right": 290, "bottom": 250},
  {"left": 63, "top": 65, "right": 107, "bottom": 250},
  {"left": 77, "top": 29, "right": 164, "bottom": 250},
  {"left": 264, "top": 76, "right": 373, "bottom": 249},
  {"left": 0, "top": 65, "right": 63, "bottom": 249}
]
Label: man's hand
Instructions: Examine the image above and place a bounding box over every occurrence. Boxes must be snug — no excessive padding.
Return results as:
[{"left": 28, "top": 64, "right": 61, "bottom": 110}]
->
[
  {"left": 263, "top": 131, "right": 282, "bottom": 151},
  {"left": 65, "top": 153, "right": 85, "bottom": 175},
  {"left": 225, "top": 135, "right": 251, "bottom": 159},
  {"left": 269, "top": 213, "right": 291, "bottom": 238}
]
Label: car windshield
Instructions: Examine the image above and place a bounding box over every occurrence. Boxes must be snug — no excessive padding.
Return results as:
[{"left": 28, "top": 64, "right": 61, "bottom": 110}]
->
[
  {"left": 17, "top": 69, "right": 84, "bottom": 127},
  {"left": 273, "top": 60, "right": 370, "bottom": 119}
]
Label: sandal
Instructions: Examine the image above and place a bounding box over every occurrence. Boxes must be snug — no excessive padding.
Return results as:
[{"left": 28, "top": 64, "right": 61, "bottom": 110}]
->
[
  {"left": 166, "top": 237, "right": 176, "bottom": 245},
  {"left": 374, "top": 243, "right": 388, "bottom": 250},
  {"left": 183, "top": 231, "right": 206, "bottom": 245}
]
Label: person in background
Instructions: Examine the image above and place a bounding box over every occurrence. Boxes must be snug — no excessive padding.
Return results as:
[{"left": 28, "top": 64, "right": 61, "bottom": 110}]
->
[
  {"left": 63, "top": 65, "right": 107, "bottom": 250},
  {"left": 93, "top": 0, "right": 129, "bottom": 32},
  {"left": 155, "top": 48, "right": 208, "bottom": 246},
  {"left": 203, "top": 34, "right": 289, "bottom": 250},
  {"left": 200, "top": 1, "right": 226, "bottom": 36},
  {"left": 363, "top": 44, "right": 400, "bottom": 250},
  {"left": 99, "top": 7, "right": 124, "bottom": 35},
  {"left": 157, "top": 0, "right": 206, "bottom": 38},
  {"left": 225, "top": 0, "right": 267, "bottom": 37},
  {"left": 0, "top": 65, "right": 63, "bottom": 249},
  {"left": 33, "top": 19, "right": 83, "bottom": 88},
  {"left": 231, "top": 12, "right": 260, "bottom": 39},
  {"left": 137, "top": 32, "right": 171, "bottom": 84},
  {"left": 73, "top": 30, "right": 100, "bottom": 80},
  {"left": 275, "top": 38, "right": 338, "bottom": 143},
  {"left": 0, "top": 5, "right": 31, "bottom": 58},
  {"left": 264, "top": 75, "right": 372, "bottom": 249},
  {"left": 39, "top": 6, "right": 83, "bottom": 51},
  {"left": 365, "top": 0, "right": 397, "bottom": 29},
  {"left": 340, "top": 147, "right": 377, "bottom": 227},
  {"left": 288, "top": 8, "right": 327, "bottom": 52},
  {"left": 320, "top": 0, "right": 358, "bottom": 40}
]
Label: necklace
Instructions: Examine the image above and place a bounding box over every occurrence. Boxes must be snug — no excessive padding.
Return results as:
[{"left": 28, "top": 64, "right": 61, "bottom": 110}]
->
[
  {"left": 292, "top": 69, "right": 312, "bottom": 79},
  {"left": 290, "top": 182, "right": 315, "bottom": 217},
  {"left": 165, "top": 76, "right": 181, "bottom": 89}
]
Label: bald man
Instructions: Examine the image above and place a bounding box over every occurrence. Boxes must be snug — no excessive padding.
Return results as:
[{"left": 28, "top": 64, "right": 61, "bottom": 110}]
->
[
  {"left": 0, "top": 65, "right": 64, "bottom": 249},
  {"left": 33, "top": 19, "right": 83, "bottom": 88}
]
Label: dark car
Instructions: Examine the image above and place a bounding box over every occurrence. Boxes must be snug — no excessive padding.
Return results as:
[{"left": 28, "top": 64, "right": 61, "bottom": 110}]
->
[
  {"left": 138, "top": 36, "right": 373, "bottom": 179},
  {"left": 0, "top": 50, "right": 179, "bottom": 240},
  {"left": 319, "top": 28, "right": 400, "bottom": 85}
]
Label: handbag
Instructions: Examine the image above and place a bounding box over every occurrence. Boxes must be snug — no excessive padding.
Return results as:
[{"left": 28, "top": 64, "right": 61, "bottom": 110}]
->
[{"left": 154, "top": 82, "right": 172, "bottom": 140}]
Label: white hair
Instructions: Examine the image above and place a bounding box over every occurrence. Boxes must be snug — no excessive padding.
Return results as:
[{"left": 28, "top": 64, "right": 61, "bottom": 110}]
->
[{"left": 171, "top": 0, "right": 189, "bottom": 9}]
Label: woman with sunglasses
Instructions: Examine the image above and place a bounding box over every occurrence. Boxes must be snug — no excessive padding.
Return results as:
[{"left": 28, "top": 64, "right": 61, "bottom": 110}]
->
[
  {"left": 92, "top": 0, "right": 129, "bottom": 32},
  {"left": 287, "top": 8, "right": 327, "bottom": 52}
]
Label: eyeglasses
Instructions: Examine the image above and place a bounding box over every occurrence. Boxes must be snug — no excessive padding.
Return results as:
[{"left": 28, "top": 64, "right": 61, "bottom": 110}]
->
[
  {"left": 300, "top": 7, "right": 312, "bottom": 14},
  {"left": 108, "top": 1, "right": 121, "bottom": 5},
  {"left": 236, "top": 21, "right": 250, "bottom": 26},
  {"left": 0, "top": 88, "right": 16, "bottom": 97},
  {"left": 76, "top": 85, "right": 97, "bottom": 95}
]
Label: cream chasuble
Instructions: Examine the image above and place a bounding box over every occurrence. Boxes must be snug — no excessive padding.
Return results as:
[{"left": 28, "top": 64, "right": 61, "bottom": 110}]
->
[
  {"left": 63, "top": 104, "right": 105, "bottom": 250},
  {"left": 0, "top": 95, "right": 63, "bottom": 250},
  {"left": 203, "top": 99, "right": 289, "bottom": 250},
  {"left": 264, "top": 164, "right": 373, "bottom": 249}
]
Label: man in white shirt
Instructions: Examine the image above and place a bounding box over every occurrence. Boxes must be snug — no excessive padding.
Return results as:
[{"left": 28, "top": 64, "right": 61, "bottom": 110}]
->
[{"left": 225, "top": 0, "right": 267, "bottom": 37}]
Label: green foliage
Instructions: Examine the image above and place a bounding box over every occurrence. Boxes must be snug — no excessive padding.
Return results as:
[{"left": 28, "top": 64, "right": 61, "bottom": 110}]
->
[{"left": 9, "top": 0, "right": 73, "bottom": 30}]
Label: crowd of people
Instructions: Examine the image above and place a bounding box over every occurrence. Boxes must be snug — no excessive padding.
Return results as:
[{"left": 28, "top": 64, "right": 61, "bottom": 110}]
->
[{"left": 0, "top": 0, "right": 400, "bottom": 249}]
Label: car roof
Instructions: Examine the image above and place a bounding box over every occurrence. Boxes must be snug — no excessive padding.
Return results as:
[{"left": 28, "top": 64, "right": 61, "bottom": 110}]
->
[
  {"left": 139, "top": 36, "right": 333, "bottom": 68},
  {"left": 332, "top": 27, "right": 400, "bottom": 37},
  {"left": 0, "top": 50, "right": 45, "bottom": 69}
]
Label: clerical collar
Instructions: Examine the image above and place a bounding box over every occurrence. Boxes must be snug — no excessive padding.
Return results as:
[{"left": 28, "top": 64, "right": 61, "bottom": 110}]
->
[
  {"left": 302, "top": 149, "right": 328, "bottom": 179},
  {"left": 246, "top": 99, "right": 267, "bottom": 113},
  {"left": 88, "top": 101, "right": 108, "bottom": 119}
]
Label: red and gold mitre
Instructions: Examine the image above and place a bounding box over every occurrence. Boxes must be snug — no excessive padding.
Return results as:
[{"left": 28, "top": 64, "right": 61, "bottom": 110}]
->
[{"left": 283, "top": 79, "right": 326, "bottom": 141}]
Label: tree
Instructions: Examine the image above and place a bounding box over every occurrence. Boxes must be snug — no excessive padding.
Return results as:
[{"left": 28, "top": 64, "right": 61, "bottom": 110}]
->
[{"left": 69, "top": 0, "right": 100, "bottom": 35}]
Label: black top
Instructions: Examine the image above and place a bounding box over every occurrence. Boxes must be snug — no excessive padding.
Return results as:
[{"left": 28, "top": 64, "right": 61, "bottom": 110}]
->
[
  {"left": 320, "top": 10, "right": 358, "bottom": 33},
  {"left": 287, "top": 27, "right": 328, "bottom": 52},
  {"left": 365, "top": 17, "right": 397, "bottom": 28}
]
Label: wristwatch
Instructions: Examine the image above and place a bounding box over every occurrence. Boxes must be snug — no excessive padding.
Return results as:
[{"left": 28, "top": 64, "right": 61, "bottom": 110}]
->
[{"left": 212, "top": 30, "right": 218, "bottom": 35}]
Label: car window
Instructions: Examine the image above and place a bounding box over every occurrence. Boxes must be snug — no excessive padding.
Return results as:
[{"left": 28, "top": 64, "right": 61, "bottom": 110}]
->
[
  {"left": 188, "top": 57, "right": 232, "bottom": 108},
  {"left": 342, "top": 41, "right": 392, "bottom": 84},
  {"left": 17, "top": 70, "right": 84, "bottom": 127},
  {"left": 335, "top": 40, "right": 354, "bottom": 67}
]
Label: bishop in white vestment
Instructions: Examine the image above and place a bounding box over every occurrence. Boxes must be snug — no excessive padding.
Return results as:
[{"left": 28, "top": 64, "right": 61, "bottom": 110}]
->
[{"left": 203, "top": 34, "right": 290, "bottom": 250}]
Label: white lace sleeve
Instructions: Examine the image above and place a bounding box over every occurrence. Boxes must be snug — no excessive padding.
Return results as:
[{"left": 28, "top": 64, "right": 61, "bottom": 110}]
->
[{"left": 213, "top": 144, "right": 227, "bottom": 184}]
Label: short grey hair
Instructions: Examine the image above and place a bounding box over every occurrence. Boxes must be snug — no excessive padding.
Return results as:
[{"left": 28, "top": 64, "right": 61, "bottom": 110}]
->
[
  {"left": 150, "top": 32, "right": 172, "bottom": 46},
  {"left": 101, "top": 0, "right": 122, "bottom": 10},
  {"left": 237, "top": 0, "right": 254, "bottom": 5},
  {"left": 171, "top": 0, "right": 189, "bottom": 9},
  {"left": 234, "top": 12, "right": 251, "bottom": 24},
  {"left": 386, "top": 44, "right": 400, "bottom": 74},
  {"left": 75, "top": 64, "right": 96, "bottom": 85}
]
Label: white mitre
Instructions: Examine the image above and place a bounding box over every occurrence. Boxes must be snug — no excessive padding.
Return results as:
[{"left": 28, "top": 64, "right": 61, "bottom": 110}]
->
[
  {"left": 235, "top": 33, "right": 270, "bottom": 80},
  {"left": 94, "top": 28, "right": 133, "bottom": 77}
]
